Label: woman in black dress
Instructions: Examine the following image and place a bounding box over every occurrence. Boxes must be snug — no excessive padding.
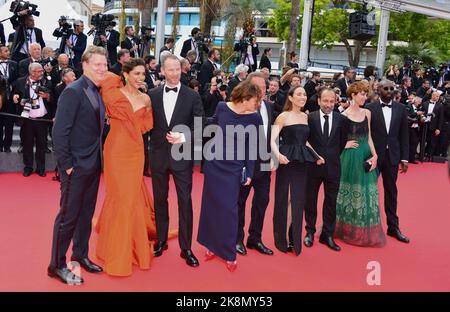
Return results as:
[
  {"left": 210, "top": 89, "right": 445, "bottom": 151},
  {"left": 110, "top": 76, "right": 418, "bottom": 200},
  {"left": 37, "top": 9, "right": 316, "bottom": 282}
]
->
[
  {"left": 271, "top": 86, "right": 324, "bottom": 255},
  {"left": 198, "top": 80, "right": 263, "bottom": 271}
]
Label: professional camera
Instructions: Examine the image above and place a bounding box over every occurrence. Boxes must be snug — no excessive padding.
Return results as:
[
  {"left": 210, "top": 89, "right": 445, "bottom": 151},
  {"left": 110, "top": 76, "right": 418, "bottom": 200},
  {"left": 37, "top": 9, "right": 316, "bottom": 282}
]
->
[
  {"left": 10, "top": 0, "right": 39, "bottom": 17},
  {"left": 20, "top": 99, "right": 32, "bottom": 118},
  {"left": 39, "top": 57, "right": 58, "bottom": 69},
  {"left": 88, "top": 13, "right": 116, "bottom": 47},
  {"left": 140, "top": 25, "right": 155, "bottom": 40},
  {"left": 35, "top": 85, "right": 50, "bottom": 94},
  {"left": 54, "top": 16, "right": 73, "bottom": 37}
]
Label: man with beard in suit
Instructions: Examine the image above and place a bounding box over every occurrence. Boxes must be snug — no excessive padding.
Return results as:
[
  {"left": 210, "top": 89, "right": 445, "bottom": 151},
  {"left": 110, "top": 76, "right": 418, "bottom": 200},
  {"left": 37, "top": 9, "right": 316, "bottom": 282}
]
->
[
  {"left": 10, "top": 13, "right": 45, "bottom": 63},
  {"left": 0, "top": 45, "right": 19, "bottom": 153},
  {"left": 148, "top": 54, "right": 204, "bottom": 267},
  {"left": 120, "top": 26, "right": 140, "bottom": 58},
  {"left": 304, "top": 88, "right": 349, "bottom": 251},
  {"left": 236, "top": 72, "right": 274, "bottom": 256},
  {"left": 367, "top": 80, "right": 410, "bottom": 243}
]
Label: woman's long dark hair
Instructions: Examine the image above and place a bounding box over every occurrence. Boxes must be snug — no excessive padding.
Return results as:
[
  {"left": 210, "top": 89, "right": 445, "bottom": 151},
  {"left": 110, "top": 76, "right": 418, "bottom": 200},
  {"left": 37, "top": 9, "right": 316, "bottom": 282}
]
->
[{"left": 120, "top": 58, "right": 146, "bottom": 85}]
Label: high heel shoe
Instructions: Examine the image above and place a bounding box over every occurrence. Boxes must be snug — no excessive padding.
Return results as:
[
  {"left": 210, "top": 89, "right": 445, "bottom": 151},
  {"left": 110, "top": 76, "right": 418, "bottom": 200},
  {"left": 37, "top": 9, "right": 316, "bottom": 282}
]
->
[
  {"left": 205, "top": 250, "right": 215, "bottom": 261},
  {"left": 226, "top": 260, "right": 237, "bottom": 272}
]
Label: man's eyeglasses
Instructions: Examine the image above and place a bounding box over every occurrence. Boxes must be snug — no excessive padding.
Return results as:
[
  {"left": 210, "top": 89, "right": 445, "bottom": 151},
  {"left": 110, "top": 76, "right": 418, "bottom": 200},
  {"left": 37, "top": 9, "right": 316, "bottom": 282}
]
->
[{"left": 383, "top": 86, "right": 395, "bottom": 91}]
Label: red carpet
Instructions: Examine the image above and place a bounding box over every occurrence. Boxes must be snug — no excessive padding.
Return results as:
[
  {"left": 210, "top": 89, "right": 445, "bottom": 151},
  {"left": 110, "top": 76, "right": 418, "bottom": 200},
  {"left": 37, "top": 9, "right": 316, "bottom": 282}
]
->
[{"left": 0, "top": 163, "right": 449, "bottom": 291}]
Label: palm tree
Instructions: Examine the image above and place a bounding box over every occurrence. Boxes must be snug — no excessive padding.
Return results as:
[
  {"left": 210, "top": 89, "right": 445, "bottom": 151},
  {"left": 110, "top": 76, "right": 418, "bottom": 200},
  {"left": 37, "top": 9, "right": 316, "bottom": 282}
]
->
[
  {"left": 386, "top": 42, "right": 443, "bottom": 71},
  {"left": 198, "top": 0, "right": 223, "bottom": 36},
  {"left": 287, "top": 0, "right": 300, "bottom": 54},
  {"left": 220, "top": 0, "right": 275, "bottom": 71}
]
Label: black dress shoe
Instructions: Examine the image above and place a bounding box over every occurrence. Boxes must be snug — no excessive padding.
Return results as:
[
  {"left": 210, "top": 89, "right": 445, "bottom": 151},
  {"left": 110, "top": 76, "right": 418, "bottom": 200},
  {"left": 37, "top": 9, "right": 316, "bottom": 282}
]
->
[
  {"left": 246, "top": 241, "right": 274, "bottom": 255},
  {"left": 71, "top": 257, "right": 103, "bottom": 273},
  {"left": 180, "top": 249, "right": 199, "bottom": 267},
  {"left": 153, "top": 241, "right": 168, "bottom": 257},
  {"left": 36, "top": 170, "right": 46, "bottom": 177},
  {"left": 304, "top": 233, "right": 314, "bottom": 248},
  {"left": 319, "top": 236, "right": 341, "bottom": 251},
  {"left": 23, "top": 167, "right": 33, "bottom": 177},
  {"left": 47, "top": 266, "right": 84, "bottom": 285},
  {"left": 286, "top": 242, "right": 294, "bottom": 252},
  {"left": 4, "top": 147, "right": 11, "bottom": 153},
  {"left": 387, "top": 228, "right": 410, "bottom": 243},
  {"left": 236, "top": 241, "right": 247, "bottom": 255}
]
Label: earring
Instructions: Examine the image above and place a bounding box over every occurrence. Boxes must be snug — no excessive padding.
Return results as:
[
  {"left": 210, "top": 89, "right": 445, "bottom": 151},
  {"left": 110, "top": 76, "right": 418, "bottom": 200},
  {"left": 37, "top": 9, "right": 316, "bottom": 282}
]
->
[{"left": 125, "top": 77, "right": 128, "bottom": 84}]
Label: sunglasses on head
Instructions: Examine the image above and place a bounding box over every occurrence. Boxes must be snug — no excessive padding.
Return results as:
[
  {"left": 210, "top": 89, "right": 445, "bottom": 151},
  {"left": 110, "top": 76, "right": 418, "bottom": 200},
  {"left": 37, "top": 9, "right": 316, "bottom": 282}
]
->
[{"left": 383, "top": 86, "right": 395, "bottom": 91}]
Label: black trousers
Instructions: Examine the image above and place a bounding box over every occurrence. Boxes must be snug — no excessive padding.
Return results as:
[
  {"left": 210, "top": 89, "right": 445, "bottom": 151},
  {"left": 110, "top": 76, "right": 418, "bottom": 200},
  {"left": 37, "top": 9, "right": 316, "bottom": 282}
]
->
[
  {"left": 425, "top": 126, "right": 440, "bottom": 157},
  {"left": 273, "top": 162, "right": 307, "bottom": 255},
  {"left": 50, "top": 167, "right": 101, "bottom": 269},
  {"left": 439, "top": 122, "right": 450, "bottom": 156},
  {"left": 409, "top": 127, "right": 420, "bottom": 162},
  {"left": 0, "top": 114, "right": 14, "bottom": 150},
  {"left": 378, "top": 152, "right": 400, "bottom": 231},
  {"left": 22, "top": 118, "right": 47, "bottom": 171},
  {"left": 151, "top": 166, "right": 193, "bottom": 250},
  {"left": 237, "top": 169, "right": 271, "bottom": 245},
  {"left": 305, "top": 170, "right": 340, "bottom": 238}
]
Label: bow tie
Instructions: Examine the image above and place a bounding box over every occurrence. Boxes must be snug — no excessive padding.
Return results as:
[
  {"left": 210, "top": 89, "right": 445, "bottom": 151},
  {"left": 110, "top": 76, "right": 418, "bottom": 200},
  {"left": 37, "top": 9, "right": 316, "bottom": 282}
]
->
[
  {"left": 381, "top": 102, "right": 392, "bottom": 108},
  {"left": 0, "top": 61, "right": 8, "bottom": 64},
  {"left": 165, "top": 86, "right": 178, "bottom": 93}
]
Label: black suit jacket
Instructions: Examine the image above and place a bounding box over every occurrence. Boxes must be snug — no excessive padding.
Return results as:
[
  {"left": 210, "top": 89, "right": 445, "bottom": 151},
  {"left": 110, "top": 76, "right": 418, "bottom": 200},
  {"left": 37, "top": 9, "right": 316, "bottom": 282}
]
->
[
  {"left": 335, "top": 77, "right": 350, "bottom": 97},
  {"left": 52, "top": 76, "right": 105, "bottom": 172},
  {"left": 422, "top": 100, "right": 443, "bottom": 131},
  {"left": 18, "top": 57, "right": 42, "bottom": 78},
  {"left": 0, "top": 23, "right": 5, "bottom": 45},
  {"left": 180, "top": 38, "right": 209, "bottom": 59},
  {"left": 148, "top": 84, "right": 204, "bottom": 171},
  {"left": 12, "top": 76, "right": 53, "bottom": 117},
  {"left": 106, "top": 29, "right": 120, "bottom": 66},
  {"left": 0, "top": 60, "right": 19, "bottom": 112},
  {"left": 367, "top": 101, "right": 409, "bottom": 165},
  {"left": 0, "top": 60, "right": 20, "bottom": 85},
  {"left": 254, "top": 100, "right": 274, "bottom": 175},
  {"left": 10, "top": 23, "right": 45, "bottom": 57},
  {"left": 67, "top": 31, "right": 87, "bottom": 67},
  {"left": 120, "top": 37, "right": 140, "bottom": 58},
  {"left": 307, "top": 111, "right": 349, "bottom": 179},
  {"left": 259, "top": 54, "right": 271, "bottom": 71},
  {"left": 198, "top": 60, "right": 216, "bottom": 92}
]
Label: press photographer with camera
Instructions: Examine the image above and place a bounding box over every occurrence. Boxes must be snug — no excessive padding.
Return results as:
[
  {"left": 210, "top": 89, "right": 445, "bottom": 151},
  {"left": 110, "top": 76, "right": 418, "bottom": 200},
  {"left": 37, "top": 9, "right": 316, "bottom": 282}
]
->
[
  {"left": 235, "top": 35, "right": 259, "bottom": 73},
  {"left": 99, "top": 25, "right": 120, "bottom": 66},
  {"left": 63, "top": 20, "right": 87, "bottom": 69},
  {"left": 226, "top": 64, "right": 249, "bottom": 98},
  {"left": 9, "top": 1, "right": 45, "bottom": 63},
  {"left": 120, "top": 26, "right": 140, "bottom": 58},
  {"left": 12, "top": 62, "right": 52, "bottom": 177},
  {"left": 180, "top": 27, "right": 210, "bottom": 65},
  {"left": 198, "top": 48, "right": 220, "bottom": 94},
  {"left": 0, "top": 45, "right": 19, "bottom": 153},
  {"left": 18, "top": 42, "right": 40, "bottom": 77},
  {"left": 416, "top": 79, "right": 432, "bottom": 102}
]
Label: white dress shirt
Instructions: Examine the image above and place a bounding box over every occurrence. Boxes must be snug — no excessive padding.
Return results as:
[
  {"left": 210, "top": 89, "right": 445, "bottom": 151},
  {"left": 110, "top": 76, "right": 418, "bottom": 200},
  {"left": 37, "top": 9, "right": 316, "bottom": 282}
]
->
[
  {"left": 163, "top": 82, "right": 181, "bottom": 126},
  {"left": 259, "top": 101, "right": 269, "bottom": 139},
  {"left": 381, "top": 100, "right": 393, "bottom": 134},
  {"left": 319, "top": 109, "right": 332, "bottom": 136}
]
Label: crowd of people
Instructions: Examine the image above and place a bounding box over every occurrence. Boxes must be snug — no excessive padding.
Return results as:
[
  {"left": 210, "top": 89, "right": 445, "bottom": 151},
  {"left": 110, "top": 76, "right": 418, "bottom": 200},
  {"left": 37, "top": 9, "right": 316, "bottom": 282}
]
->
[{"left": 0, "top": 16, "right": 448, "bottom": 285}]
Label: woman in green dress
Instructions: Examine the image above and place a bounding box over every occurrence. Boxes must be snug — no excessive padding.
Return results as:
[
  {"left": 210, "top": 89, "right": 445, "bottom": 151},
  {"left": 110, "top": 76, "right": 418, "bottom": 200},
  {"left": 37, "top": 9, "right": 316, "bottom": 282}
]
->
[{"left": 335, "top": 81, "right": 386, "bottom": 247}]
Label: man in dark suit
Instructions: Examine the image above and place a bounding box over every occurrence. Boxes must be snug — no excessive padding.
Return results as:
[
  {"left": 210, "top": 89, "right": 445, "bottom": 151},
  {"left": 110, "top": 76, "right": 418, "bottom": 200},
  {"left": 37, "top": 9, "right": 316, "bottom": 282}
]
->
[
  {"left": 304, "top": 71, "right": 321, "bottom": 99},
  {"left": 400, "top": 76, "right": 412, "bottom": 105},
  {"left": 148, "top": 54, "right": 204, "bottom": 267},
  {"left": 0, "top": 22, "right": 5, "bottom": 45},
  {"left": 236, "top": 72, "right": 274, "bottom": 256},
  {"left": 48, "top": 46, "right": 108, "bottom": 284},
  {"left": 304, "top": 87, "right": 349, "bottom": 251},
  {"left": 335, "top": 67, "right": 355, "bottom": 97},
  {"left": 100, "top": 27, "right": 120, "bottom": 66},
  {"left": 63, "top": 20, "right": 87, "bottom": 69},
  {"left": 12, "top": 62, "right": 52, "bottom": 177},
  {"left": 109, "top": 49, "right": 130, "bottom": 75},
  {"left": 0, "top": 45, "right": 19, "bottom": 153},
  {"left": 18, "top": 42, "right": 42, "bottom": 78},
  {"left": 49, "top": 54, "right": 73, "bottom": 87},
  {"left": 180, "top": 27, "right": 209, "bottom": 64},
  {"left": 198, "top": 49, "right": 220, "bottom": 94},
  {"left": 159, "top": 37, "right": 175, "bottom": 63},
  {"left": 422, "top": 91, "right": 443, "bottom": 158},
  {"left": 10, "top": 13, "right": 45, "bottom": 63},
  {"left": 406, "top": 96, "right": 424, "bottom": 163},
  {"left": 120, "top": 26, "right": 140, "bottom": 58},
  {"left": 367, "top": 80, "right": 410, "bottom": 243}
]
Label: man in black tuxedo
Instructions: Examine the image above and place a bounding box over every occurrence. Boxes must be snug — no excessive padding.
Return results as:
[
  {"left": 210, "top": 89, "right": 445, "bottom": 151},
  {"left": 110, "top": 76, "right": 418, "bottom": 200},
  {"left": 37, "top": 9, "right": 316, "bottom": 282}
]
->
[
  {"left": 48, "top": 46, "right": 108, "bottom": 284},
  {"left": 304, "top": 87, "right": 349, "bottom": 251},
  {"left": 100, "top": 27, "right": 120, "bottom": 66},
  {"left": 144, "top": 55, "right": 161, "bottom": 90},
  {"left": 10, "top": 13, "right": 45, "bottom": 63},
  {"left": 148, "top": 54, "right": 204, "bottom": 267},
  {"left": 180, "top": 27, "right": 209, "bottom": 64},
  {"left": 120, "top": 26, "right": 140, "bottom": 58},
  {"left": 236, "top": 72, "right": 274, "bottom": 256},
  {"left": 400, "top": 76, "right": 412, "bottom": 105},
  {"left": 406, "top": 96, "right": 424, "bottom": 163},
  {"left": 422, "top": 91, "right": 443, "bottom": 158},
  {"left": 198, "top": 49, "right": 220, "bottom": 94},
  {"left": 49, "top": 54, "right": 73, "bottom": 87},
  {"left": 12, "top": 62, "right": 52, "bottom": 177},
  {"left": 335, "top": 67, "right": 354, "bottom": 97},
  {"left": 18, "top": 42, "right": 41, "bottom": 77},
  {"left": 367, "top": 80, "right": 410, "bottom": 243},
  {"left": 159, "top": 38, "right": 175, "bottom": 63},
  {"left": 0, "top": 45, "right": 19, "bottom": 153}
]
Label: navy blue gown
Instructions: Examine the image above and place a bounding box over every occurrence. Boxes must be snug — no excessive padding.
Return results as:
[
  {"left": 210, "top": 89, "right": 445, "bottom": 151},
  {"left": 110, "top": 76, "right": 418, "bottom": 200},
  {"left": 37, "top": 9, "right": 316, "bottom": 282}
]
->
[{"left": 198, "top": 101, "right": 263, "bottom": 261}]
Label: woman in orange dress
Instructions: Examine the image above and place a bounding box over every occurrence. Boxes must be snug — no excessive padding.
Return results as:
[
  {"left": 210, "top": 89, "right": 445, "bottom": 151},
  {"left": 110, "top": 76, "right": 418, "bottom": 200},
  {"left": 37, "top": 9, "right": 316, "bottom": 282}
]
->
[{"left": 95, "top": 58, "right": 157, "bottom": 276}]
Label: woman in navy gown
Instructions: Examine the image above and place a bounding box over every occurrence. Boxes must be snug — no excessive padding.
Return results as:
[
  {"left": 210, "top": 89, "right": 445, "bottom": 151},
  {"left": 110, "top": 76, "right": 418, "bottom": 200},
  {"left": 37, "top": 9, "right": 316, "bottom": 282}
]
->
[
  {"left": 197, "top": 80, "right": 263, "bottom": 271},
  {"left": 271, "top": 86, "right": 324, "bottom": 255}
]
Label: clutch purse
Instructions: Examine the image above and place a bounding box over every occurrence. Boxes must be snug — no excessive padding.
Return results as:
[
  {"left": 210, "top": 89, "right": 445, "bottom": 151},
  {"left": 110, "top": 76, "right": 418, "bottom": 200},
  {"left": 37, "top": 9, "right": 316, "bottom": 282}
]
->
[
  {"left": 240, "top": 167, "right": 248, "bottom": 185},
  {"left": 363, "top": 160, "right": 372, "bottom": 172}
]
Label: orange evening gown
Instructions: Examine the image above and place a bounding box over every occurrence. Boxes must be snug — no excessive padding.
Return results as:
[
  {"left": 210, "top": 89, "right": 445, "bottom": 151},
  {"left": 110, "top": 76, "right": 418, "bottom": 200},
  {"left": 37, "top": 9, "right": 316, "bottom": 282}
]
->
[{"left": 95, "top": 72, "right": 157, "bottom": 276}]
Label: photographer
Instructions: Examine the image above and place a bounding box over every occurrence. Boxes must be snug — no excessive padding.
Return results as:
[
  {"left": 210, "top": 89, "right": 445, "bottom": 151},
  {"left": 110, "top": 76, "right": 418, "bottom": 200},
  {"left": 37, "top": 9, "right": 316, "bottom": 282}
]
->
[
  {"left": 50, "top": 53, "right": 73, "bottom": 87},
  {"left": 120, "top": 26, "right": 140, "bottom": 58},
  {"left": 63, "top": 20, "right": 86, "bottom": 69},
  {"left": 12, "top": 62, "right": 52, "bottom": 177},
  {"left": 202, "top": 76, "right": 226, "bottom": 117},
  {"left": 159, "top": 37, "right": 175, "bottom": 63},
  {"left": 10, "top": 4, "right": 45, "bottom": 63},
  {"left": 18, "top": 42, "right": 41, "bottom": 77},
  {"left": 235, "top": 35, "right": 259, "bottom": 73},
  {"left": 100, "top": 25, "right": 120, "bottom": 66},
  {"left": 198, "top": 48, "right": 220, "bottom": 94},
  {"left": 180, "top": 58, "right": 191, "bottom": 86},
  {"left": 180, "top": 27, "right": 209, "bottom": 64},
  {"left": 416, "top": 79, "right": 432, "bottom": 102},
  {"left": 0, "top": 45, "right": 19, "bottom": 153},
  {"left": 110, "top": 48, "right": 130, "bottom": 76},
  {"left": 225, "top": 64, "right": 248, "bottom": 99},
  {"left": 304, "top": 71, "right": 322, "bottom": 99}
]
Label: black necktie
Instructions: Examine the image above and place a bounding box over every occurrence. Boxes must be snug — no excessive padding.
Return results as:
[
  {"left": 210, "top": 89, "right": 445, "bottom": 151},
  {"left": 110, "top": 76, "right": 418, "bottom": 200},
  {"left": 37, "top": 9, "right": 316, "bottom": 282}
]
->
[
  {"left": 381, "top": 102, "right": 392, "bottom": 108},
  {"left": 323, "top": 114, "right": 329, "bottom": 140},
  {"left": 165, "top": 86, "right": 178, "bottom": 93}
]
